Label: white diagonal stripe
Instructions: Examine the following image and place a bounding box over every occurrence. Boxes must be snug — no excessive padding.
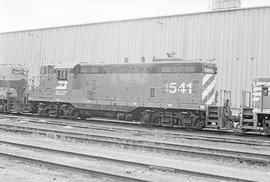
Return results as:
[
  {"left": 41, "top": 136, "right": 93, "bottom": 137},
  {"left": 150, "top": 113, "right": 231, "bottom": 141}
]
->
[
  {"left": 256, "top": 82, "right": 266, "bottom": 86},
  {"left": 206, "top": 93, "right": 215, "bottom": 105},
  {"left": 253, "top": 97, "right": 260, "bottom": 102},
  {"left": 202, "top": 74, "right": 213, "bottom": 85},
  {"left": 254, "top": 82, "right": 270, "bottom": 87},
  {"left": 202, "top": 77, "right": 216, "bottom": 100},
  {"left": 253, "top": 92, "right": 262, "bottom": 97},
  {"left": 253, "top": 87, "right": 262, "bottom": 91}
]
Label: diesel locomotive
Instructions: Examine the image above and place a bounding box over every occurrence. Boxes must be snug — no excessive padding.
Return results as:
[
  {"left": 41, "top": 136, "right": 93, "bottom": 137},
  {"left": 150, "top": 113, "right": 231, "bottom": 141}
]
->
[
  {"left": 0, "top": 65, "right": 28, "bottom": 113},
  {"left": 27, "top": 58, "right": 222, "bottom": 129},
  {"left": 241, "top": 77, "right": 270, "bottom": 133}
]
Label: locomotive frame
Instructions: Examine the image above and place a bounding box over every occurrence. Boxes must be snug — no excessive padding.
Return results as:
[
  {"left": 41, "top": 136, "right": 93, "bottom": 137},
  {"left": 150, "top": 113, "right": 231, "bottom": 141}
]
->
[{"left": 28, "top": 58, "right": 221, "bottom": 129}]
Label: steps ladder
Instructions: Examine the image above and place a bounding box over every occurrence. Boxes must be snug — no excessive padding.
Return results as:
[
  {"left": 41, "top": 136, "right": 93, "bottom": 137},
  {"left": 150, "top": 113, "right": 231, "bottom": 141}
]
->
[
  {"left": 205, "top": 90, "right": 232, "bottom": 129},
  {"left": 240, "top": 91, "right": 256, "bottom": 130},
  {"left": 240, "top": 107, "right": 256, "bottom": 129},
  {"left": 206, "top": 105, "right": 220, "bottom": 128}
]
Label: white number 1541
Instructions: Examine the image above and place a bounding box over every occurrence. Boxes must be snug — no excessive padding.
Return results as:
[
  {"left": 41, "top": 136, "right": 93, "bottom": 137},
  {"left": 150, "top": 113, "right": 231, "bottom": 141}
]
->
[{"left": 164, "top": 82, "right": 192, "bottom": 94}]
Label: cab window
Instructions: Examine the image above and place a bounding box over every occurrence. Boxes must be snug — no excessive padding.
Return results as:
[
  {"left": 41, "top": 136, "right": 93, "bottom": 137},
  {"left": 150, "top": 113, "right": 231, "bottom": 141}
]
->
[
  {"left": 80, "top": 66, "right": 99, "bottom": 74},
  {"left": 172, "top": 65, "right": 184, "bottom": 73},
  {"left": 161, "top": 65, "right": 172, "bottom": 73},
  {"left": 57, "top": 70, "right": 68, "bottom": 80},
  {"left": 204, "top": 64, "right": 217, "bottom": 74},
  {"left": 90, "top": 67, "right": 99, "bottom": 73},
  {"left": 80, "top": 67, "right": 91, "bottom": 73},
  {"left": 147, "top": 65, "right": 158, "bottom": 73},
  {"left": 184, "top": 64, "right": 196, "bottom": 73}
]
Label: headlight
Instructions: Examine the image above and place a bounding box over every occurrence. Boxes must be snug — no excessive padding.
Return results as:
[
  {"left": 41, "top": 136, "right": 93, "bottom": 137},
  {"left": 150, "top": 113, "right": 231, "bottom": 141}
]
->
[{"left": 200, "top": 105, "right": 206, "bottom": 110}]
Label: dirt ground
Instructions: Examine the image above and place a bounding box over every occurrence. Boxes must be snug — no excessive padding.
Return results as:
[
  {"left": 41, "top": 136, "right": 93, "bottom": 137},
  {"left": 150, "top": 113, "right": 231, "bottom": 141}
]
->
[
  {"left": 0, "top": 156, "right": 114, "bottom": 182},
  {"left": 0, "top": 117, "right": 269, "bottom": 182}
]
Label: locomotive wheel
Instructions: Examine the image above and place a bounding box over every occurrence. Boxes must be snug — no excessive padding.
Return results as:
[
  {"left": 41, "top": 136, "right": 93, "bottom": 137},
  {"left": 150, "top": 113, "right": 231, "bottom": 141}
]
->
[
  {"left": 178, "top": 119, "right": 184, "bottom": 127},
  {"left": 172, "top": 118, "right": 179, "bottom": 126},
  {"left": 1, "top": 104, "right": 8, "bottom": 113},
  {"left": 152, "top": 117, "right": 161, "bottom": 126},
  {"left": 71, "top": 110, "right": 80, "bottom": 119},
  {"left": 80, "top": 114, "right": 87, "bottom": 120},
  {"left": 140, "top": 113, "right": 151, "bottom": 124},
  {"left": 193, "top": 118, "right": 204, "bottom": 130},
  {"left": 56, "top": 110, "right": 64, "bottom": 118},
  {"left": 262, "top": 119, "right": 270, "bottom": 133},
  {"left": 39, "top": 109, "right": 49, "bottom": 116}
]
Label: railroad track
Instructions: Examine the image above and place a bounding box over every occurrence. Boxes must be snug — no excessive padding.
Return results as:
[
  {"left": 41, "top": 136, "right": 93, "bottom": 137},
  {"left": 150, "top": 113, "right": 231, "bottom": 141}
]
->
[
  {"left": 2, "top": 114, "right": 270, "bottom": 148},
  {"left": 0, "top": 122, "right": 269, "bottom": 167},
  {"left": 0, "top": 135, "right": 261, "bottom": 182},
  {"left": 0, "top": 146, "right": 148, "bottom": 182}
]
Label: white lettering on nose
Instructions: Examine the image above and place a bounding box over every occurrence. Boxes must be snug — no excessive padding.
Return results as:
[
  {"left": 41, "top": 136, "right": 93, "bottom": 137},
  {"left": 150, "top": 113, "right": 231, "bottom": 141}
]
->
[{"left": 56, "top": 81, "right": 67, "bottom": 90}]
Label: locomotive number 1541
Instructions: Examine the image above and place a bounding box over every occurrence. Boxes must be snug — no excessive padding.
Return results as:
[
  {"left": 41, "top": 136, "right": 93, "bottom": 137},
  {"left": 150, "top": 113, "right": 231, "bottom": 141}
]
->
[{"left": 164, "top": 82, "right": 192, "bottom": 94}]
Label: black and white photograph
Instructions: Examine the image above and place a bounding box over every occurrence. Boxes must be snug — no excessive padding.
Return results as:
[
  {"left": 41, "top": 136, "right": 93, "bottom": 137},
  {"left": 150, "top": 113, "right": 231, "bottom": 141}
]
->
[{"left": 0, "top": 0, "right": 270, "bottom": 181}]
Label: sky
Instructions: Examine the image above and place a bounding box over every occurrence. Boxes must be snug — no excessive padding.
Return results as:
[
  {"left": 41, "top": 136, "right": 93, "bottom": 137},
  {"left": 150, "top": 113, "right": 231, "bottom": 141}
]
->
[{"left": 1, "top": 0, "right": 270, "bottom": 33}]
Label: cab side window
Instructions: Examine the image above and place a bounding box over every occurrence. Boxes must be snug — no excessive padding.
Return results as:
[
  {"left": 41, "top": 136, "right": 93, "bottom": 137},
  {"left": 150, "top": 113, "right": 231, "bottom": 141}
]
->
[
  {"left": 57, "top": 70, "right": 68, "bottom": 80},
  {"left": 184, "top": 64, "right": 196, "bottom": 73},
  {"left": 172, "top": 65, "right": 183, "bottom": 73}
]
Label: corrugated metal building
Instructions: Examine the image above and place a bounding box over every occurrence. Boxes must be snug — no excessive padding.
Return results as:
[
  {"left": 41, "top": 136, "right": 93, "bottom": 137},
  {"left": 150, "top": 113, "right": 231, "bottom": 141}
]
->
[{"left": 1, "top": 6, "right": 270, "bottom": 109}]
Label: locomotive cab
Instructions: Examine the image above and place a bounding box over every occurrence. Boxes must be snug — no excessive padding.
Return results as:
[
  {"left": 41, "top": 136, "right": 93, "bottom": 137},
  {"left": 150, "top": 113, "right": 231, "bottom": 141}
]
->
[
  {"left": 53, "top": 63, "right": 79, "bottom": 97},
  {"left": 28, "top": 63, "right": 80, "bottom": 116}
]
